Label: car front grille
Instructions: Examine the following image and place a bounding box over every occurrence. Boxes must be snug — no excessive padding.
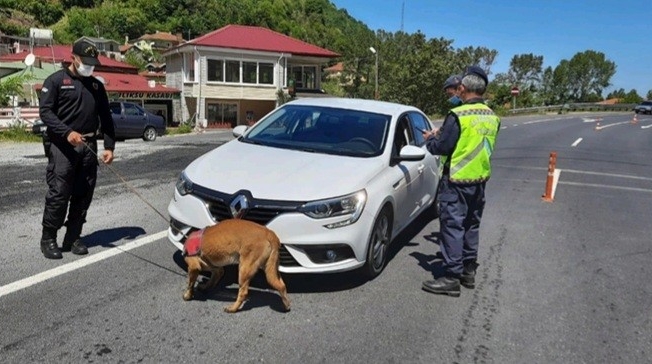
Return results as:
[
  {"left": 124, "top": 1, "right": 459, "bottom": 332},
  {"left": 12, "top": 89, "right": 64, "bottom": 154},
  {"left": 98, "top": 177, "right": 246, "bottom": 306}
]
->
[
  {"left": 279, "top": 245, "right": 300, "bottom": 267},
  {"left": 190, "top": 184, "right": 305, "bottom": 225}
]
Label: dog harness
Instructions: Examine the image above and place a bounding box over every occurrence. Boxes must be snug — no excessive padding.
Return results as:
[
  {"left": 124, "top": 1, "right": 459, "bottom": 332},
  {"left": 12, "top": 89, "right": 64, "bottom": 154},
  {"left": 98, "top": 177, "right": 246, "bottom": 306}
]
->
[{"left": 183, "top": 229, "right": 204, "bottom": 256}]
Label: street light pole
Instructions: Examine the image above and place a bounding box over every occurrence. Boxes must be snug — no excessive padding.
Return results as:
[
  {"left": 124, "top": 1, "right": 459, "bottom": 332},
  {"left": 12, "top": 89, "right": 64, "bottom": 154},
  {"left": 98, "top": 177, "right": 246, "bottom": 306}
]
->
[{"left": 369, "top": 47, "right": 378, "bottom": 100}]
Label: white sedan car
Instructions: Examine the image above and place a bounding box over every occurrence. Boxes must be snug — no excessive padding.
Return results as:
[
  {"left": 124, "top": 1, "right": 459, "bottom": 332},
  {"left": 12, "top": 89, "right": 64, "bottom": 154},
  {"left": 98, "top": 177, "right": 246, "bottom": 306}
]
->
[{"left": 168, "top": 97, "right": 440, "bottom": 278}]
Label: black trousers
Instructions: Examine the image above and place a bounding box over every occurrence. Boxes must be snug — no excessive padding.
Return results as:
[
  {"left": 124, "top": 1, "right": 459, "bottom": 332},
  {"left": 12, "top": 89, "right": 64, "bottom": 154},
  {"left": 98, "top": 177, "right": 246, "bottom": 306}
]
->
[
  {"left": 438, "top": 175, "right": 486, "bottom": 276},
  {"left": 42, "top": 140, "right": 98, "bottom": 242}
]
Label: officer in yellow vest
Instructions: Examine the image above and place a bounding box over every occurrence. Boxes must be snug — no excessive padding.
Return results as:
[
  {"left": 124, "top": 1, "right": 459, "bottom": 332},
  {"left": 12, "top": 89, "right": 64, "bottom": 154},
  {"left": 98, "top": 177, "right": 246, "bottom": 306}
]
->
[{"left": 421, "top": 65, "right": 500, "bottom": 297}]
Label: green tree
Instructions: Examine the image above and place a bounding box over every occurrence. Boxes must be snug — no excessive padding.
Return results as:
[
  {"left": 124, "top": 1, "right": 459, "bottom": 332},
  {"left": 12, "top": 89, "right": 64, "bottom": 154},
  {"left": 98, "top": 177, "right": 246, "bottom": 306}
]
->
[
  {"left": 0, "top": 74, "right": 34, "bottom": 107},
  {"left": 647, "top": 90, "right": 652, "bottom": 100},
  {"left": 565, "top": 50, "right": 616, "bottom": 101}
]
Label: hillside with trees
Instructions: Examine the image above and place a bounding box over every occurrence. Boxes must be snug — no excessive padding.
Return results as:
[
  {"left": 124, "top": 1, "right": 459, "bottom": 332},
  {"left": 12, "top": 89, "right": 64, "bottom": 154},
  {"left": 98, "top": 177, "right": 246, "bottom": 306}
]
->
[{"left": 1, "top": 0, "right": 647, "bottom": 115}]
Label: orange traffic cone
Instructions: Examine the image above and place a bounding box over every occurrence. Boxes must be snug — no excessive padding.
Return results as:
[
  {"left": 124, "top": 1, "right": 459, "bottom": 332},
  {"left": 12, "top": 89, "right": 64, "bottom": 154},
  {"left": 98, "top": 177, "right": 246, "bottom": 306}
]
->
[{"left": 632, "top": 113, "right": 638, "bottom": 124}]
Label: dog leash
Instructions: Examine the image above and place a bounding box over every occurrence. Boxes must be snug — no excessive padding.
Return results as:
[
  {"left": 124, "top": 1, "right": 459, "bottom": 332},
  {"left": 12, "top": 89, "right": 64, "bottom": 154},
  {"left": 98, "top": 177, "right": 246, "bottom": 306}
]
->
[{"left": 82, "top": 139, "right": 170, "bottom": 224}]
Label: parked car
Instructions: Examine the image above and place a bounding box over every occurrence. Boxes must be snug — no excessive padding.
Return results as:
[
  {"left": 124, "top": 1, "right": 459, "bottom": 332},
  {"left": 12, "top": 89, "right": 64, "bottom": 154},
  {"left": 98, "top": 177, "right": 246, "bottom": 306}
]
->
[
  {"left": 167, "top": 97, "right": 441, "bottom": 278},
  {"left": 634, "top": 101, "right": 652, "bottom": 114},
  {"left": 32, "top": 101, "right": 165, "bottom": 156},
  {"left": 108, "top": 101, "right": 166, "bottom": 141}
]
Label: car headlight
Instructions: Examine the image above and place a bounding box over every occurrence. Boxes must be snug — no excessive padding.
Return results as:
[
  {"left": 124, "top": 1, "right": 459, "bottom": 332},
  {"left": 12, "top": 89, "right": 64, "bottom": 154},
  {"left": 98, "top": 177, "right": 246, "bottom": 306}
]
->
[
  {"left": 175, "top": 171, "right": 194, "bottom": 196},
  {"left": 299, "top": 190, "right": 367, "bottom": 228}
]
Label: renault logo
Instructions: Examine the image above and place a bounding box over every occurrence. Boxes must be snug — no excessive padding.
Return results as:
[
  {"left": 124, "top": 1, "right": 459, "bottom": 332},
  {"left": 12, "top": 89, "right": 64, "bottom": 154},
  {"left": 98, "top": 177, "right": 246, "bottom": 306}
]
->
[{"left": 230, "top": 194, "right": 249, "bottom": 218}]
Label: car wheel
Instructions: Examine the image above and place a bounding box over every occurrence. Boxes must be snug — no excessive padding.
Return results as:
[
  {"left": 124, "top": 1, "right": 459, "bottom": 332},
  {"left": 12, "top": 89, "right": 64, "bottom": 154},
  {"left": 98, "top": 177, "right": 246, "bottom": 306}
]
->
[
  {"left": 362, "top": 206, "right": 393, "bottom": 278},
  {"left": 142, "top": 127, "right": 157, "bottom": 141}
]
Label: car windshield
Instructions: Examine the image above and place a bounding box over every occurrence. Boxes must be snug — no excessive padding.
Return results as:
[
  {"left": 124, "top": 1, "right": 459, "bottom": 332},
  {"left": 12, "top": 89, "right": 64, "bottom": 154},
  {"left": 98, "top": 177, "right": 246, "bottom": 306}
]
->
[{"left": 241, "top": 105, "right": 390, "bottom": 157}]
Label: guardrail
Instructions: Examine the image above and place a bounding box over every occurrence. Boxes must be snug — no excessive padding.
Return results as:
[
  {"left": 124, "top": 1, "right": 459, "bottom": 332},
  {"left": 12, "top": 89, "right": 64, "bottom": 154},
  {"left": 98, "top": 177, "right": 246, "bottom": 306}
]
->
[{"left": 509, "top": 103, "right": 635, "bottom": 115}]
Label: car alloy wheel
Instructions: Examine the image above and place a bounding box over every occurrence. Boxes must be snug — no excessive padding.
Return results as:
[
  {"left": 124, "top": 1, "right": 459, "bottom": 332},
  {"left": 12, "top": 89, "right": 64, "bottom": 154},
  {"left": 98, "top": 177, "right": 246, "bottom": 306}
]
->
[
  {"left": 143, "top": 126, "right": 157, "bottom": 141},
  {"left": 363, "top": 206, "right": 393, "bottom": 278}
]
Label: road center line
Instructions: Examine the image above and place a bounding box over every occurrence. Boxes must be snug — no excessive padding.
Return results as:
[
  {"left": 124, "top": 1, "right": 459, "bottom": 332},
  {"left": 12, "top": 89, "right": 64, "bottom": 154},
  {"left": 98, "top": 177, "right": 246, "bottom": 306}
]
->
[
  {"left": 571, "top": 138, "right": 582, "bottom": 147},
  {"left": 0, "top": 230, "right": 167, "bottom": 299}
]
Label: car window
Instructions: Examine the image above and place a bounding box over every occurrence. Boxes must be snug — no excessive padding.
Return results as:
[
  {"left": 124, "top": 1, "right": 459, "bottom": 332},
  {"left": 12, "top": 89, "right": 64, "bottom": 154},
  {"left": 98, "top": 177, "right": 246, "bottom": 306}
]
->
[
  {"left": 124, "top": 103, "right": 144, "bottom": 116},
  {"left": 243, "top": 105, "right": 390, "bottom": 157},
  {"left": 407, "top": 111, "right": 431, "bottom": 146},
  {"left": 393, "top": 115, "right": 413, "bottom": 156},
  {"left": 110, "top": 103, "right": 121, "bottom": 115}
]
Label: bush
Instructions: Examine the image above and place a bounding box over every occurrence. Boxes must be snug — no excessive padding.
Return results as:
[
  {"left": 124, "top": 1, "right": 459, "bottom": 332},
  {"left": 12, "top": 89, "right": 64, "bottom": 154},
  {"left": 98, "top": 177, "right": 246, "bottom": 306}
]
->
[{"left": 0, "top": 122, "right": 41, "bottom": 142}]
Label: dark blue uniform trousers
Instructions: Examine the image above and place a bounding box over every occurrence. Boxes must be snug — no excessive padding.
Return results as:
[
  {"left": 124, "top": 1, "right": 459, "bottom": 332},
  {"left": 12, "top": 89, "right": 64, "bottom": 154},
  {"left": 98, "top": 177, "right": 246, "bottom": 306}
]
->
[
  {"left": 438, "top": 175, "right": 486, "bottom": 276},
  {"left": 42, "top": 140, "right": 98, "bottom": 242}
]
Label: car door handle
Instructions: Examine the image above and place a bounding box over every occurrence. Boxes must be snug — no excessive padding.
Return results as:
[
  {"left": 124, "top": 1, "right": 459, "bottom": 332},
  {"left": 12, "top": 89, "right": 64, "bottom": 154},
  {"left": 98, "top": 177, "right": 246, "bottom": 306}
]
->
[{"left": 417, "top": 164, "right": 425, "bottom": 173}]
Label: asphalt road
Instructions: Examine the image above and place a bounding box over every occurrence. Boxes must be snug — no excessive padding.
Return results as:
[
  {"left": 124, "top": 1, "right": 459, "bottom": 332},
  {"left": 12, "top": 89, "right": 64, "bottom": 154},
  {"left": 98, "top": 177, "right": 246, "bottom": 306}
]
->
[{"left": 1, "top": 113, "right": 651, "bottom": 363}]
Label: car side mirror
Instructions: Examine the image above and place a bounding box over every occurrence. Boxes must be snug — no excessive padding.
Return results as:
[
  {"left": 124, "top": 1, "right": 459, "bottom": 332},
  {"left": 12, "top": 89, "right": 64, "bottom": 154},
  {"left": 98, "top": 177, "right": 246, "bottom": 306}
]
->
[
  {"left": 391, "top": 145, "right": 426, "bottom": 163},
  {"left": 233, "top": 125, "right": 248, "bottom": 137}
]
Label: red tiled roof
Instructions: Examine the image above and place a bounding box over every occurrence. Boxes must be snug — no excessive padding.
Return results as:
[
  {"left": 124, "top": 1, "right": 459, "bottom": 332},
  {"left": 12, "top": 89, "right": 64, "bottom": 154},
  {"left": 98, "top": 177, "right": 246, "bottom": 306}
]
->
[
  {"left": 188, "top": 25, "right": 339, "bottom": 58},
  {"left": 138, "top": 31, "right": 183, "bottom": 43},
  {"left": 33, "top": 72, "right": 178, "bottom": 93},
  {"left": 325, "top": 62, "right": 344, "bottom": 72},
  {"left": 0, "top": 45, "right": 135, "bottom": 70},
  {"left": 93, "top": 72, "right": 178, "bottom": 93}
]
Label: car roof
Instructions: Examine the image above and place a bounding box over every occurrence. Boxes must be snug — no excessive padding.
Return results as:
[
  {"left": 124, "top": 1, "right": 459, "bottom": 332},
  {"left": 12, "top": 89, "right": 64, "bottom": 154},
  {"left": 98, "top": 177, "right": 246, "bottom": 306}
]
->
[{"left": 285, "top": 97, "right": 422, "bottom": 115}]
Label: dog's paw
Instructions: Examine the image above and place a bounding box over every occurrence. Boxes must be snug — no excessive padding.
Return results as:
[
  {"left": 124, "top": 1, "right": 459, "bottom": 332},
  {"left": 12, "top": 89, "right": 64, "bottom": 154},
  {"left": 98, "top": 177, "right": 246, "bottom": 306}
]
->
[
  {"left": 224, "top": 306, "right": 239, "bottom": 313},
  {"left": 182, "top": 290, "right": 193, "bottom": 301}
]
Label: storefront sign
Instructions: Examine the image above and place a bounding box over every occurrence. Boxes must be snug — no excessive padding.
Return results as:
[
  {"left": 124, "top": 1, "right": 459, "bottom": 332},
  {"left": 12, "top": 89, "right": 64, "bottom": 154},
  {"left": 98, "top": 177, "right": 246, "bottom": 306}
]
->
[{"left": 109, "top": 92, "right": 179, "bottom": 100}]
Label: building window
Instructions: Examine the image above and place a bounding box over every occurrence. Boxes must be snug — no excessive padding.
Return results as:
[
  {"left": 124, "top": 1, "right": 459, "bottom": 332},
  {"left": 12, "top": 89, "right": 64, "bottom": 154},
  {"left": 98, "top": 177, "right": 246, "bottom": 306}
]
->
[
  {"left": 207, "top": 102, "right": 238, "bottom": 127},
  {"left": 259, "top": 63, "right": 274, "bottom": 85},
  {"left": 243, "top": 62, "right": 257, "bottom": 84},
  {"left": 207, "top": 59, "right": 223, "bottom": 82},
  {"left": 184, "top": 53, "right": 195, "bottom": 82},
  {"left": 225, "top": 60, "right": 240, "bottom": 83},
  {"left": 289, "top": 65, "right": 317, "bottom": 89}
]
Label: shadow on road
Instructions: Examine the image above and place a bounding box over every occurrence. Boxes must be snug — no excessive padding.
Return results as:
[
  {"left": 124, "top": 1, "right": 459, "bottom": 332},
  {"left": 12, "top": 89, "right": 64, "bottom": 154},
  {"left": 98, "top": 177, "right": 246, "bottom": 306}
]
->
[{"left": 83, "top": 226, "right": 147, "bottom": 248}]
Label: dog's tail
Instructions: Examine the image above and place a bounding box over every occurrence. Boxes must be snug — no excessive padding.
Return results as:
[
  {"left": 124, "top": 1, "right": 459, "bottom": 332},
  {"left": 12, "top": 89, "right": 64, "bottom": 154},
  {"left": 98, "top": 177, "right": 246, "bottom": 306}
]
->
[{"left": 265, "top": 229, "right": 282, "bottom": 272}]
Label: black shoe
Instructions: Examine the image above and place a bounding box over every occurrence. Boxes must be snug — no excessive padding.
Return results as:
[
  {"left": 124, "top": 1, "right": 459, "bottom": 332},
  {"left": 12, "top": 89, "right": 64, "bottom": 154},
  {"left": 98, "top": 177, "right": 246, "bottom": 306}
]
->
[
  {"left": 62, "top": 239, "right": 88, "bottom": 255},
  {"left": 41, "top": 239, "right": 62, "bottom": 259},
  {"left": 422, "top": 276, "right": 460, "bottom": 297},
  {"left": 460, "top": 261, "right": 479, "bottom": 289}
]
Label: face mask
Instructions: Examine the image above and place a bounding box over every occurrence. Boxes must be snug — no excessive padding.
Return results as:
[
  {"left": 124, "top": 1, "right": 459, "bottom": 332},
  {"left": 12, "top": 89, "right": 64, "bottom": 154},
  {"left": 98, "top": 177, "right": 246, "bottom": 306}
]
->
[
  {"left": 76, "top": 62, "right": 95, "bottom": 77},
  {"left": 448, "top": 95, "right": 462, "bottom": 106}
]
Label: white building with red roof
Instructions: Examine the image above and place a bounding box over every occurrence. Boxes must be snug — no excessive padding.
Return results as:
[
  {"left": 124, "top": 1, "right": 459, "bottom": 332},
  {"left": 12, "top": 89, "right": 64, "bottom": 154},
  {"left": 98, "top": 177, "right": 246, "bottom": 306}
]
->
[{"left": 164, "top": 24, "right": 340, "bottom": 128}]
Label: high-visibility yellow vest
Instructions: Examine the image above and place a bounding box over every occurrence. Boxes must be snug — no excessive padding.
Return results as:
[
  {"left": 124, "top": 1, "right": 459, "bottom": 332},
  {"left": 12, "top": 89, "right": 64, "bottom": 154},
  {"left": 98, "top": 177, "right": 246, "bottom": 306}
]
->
[{"left": 442, "top": 103, "right": 500, "bottom": 184}]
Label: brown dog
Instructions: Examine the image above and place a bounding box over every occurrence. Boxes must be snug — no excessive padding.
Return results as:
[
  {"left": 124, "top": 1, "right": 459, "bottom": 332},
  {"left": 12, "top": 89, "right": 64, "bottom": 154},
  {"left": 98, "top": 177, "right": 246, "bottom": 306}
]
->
[{"left": 182, "top": 219, "right": 290, "bottom": 313}]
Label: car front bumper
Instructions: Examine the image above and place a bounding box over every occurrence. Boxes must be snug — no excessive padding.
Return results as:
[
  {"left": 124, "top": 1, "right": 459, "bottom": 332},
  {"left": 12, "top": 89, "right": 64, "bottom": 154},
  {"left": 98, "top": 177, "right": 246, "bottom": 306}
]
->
[{"left": 167, "top": 190, "right": 373, "bottom": 274}]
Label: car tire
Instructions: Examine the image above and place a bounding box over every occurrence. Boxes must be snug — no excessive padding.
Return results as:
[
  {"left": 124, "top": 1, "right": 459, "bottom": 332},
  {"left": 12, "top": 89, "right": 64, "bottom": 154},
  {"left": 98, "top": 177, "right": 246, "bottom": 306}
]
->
[
  {"left": 142, "top": 126, "right": 157, "bottom": 141},
  {"left": 362, "top": 205, "right": 393, "bottom": 279}
]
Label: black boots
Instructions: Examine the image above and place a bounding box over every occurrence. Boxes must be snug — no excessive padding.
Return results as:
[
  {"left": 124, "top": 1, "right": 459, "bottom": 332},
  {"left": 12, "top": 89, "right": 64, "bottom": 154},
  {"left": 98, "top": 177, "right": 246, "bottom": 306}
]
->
[
  {"left": 460, "top": 261, "right": 479, "bottom": 289},
  {"left": 422, "top": 261, "right": 479, "bottom": 296},
  {"left": 62, "top": 239, "right": 89, "bottom": 255},
  {"left": 422, "top": 276, "right": 461, "bottom": 297},
  {"left": 41, "top": 239, "right": 63, "bottom": 259}
]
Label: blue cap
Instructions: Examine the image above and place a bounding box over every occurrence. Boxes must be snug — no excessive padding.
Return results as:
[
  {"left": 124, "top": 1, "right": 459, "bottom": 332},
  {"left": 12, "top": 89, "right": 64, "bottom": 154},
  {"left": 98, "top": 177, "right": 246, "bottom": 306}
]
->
[
  {"left": 463, "top": 65, "right": 488, "bottom": 86},
  {"left": 443, "top": 75, "right": 462, "bottom": 90}
]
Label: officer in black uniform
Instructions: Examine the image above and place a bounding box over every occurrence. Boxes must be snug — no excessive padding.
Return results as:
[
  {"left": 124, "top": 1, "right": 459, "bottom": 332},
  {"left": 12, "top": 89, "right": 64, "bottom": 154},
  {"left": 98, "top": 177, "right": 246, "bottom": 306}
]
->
[{"left": 38, "top": 39, "right": 116, "bottom": 259}]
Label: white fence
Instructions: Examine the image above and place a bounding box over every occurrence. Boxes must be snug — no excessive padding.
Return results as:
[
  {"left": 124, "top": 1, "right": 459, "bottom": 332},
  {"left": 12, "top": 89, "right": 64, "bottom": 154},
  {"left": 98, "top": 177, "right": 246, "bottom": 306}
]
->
[{"left": 0, "top": 107, "right": 40, "bottom": 129}]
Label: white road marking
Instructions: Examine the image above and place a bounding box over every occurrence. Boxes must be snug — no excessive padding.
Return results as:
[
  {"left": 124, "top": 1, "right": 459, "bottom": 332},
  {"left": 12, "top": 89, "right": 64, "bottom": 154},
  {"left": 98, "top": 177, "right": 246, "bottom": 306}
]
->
[
  {"left": 0, "top": 230, "right": 167, "bottom": 299},
  {"left": 561, "top": 168, "right": 652, "bottom": 181},
  {"left": 642, "top": 124, "right": 652, "bottom": 129},
  {"left": 571, "top": 138, "right": 583, "bottom": 147},
  {"left": 559, "top": 181, "right": 652, "bottom": 194},
  {"left": 594, "top": 120, "right": 631, "bottom": 130},
  {"left": 523, "top": 117, "right": 567, "bottom": 125}
]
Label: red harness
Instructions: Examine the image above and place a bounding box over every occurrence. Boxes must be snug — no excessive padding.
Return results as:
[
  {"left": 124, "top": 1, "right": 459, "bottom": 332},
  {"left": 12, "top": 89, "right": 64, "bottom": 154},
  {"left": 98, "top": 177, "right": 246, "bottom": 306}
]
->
[{"left": 183, "top": 229, "right": 204, "bottom": 256}]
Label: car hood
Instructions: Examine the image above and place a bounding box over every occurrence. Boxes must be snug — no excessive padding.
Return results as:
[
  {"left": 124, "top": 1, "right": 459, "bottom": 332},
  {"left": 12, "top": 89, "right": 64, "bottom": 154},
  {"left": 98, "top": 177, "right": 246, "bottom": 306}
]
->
[{"left": 184, "top": 139, "right": 386, "bottom": 200}]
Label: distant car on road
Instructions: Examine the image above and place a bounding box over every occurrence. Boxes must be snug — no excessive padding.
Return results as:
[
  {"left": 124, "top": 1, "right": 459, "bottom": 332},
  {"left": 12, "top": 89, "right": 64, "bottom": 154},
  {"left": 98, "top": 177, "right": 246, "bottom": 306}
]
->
[{"left": 634, "top": 101, "right": 652, "bottom": 114}]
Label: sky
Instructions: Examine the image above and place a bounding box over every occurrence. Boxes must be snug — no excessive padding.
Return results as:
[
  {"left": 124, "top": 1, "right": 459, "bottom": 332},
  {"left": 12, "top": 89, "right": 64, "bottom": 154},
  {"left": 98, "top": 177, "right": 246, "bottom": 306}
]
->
[{"left": 330, "top": 0, "right": 652, "bottom": 97}]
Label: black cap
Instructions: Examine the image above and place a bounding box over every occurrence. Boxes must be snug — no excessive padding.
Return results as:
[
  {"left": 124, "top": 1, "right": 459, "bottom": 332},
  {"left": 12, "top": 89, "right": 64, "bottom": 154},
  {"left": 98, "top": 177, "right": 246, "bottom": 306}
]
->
[
  {"left": 463, "top": 65, "right": 488, "bottom": 86},
  {"left": 442, "top": 75, "right": 462, "bottom": 90},
  {"left": 72, "top": 40, "right": 101, "bottom": 66}
]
